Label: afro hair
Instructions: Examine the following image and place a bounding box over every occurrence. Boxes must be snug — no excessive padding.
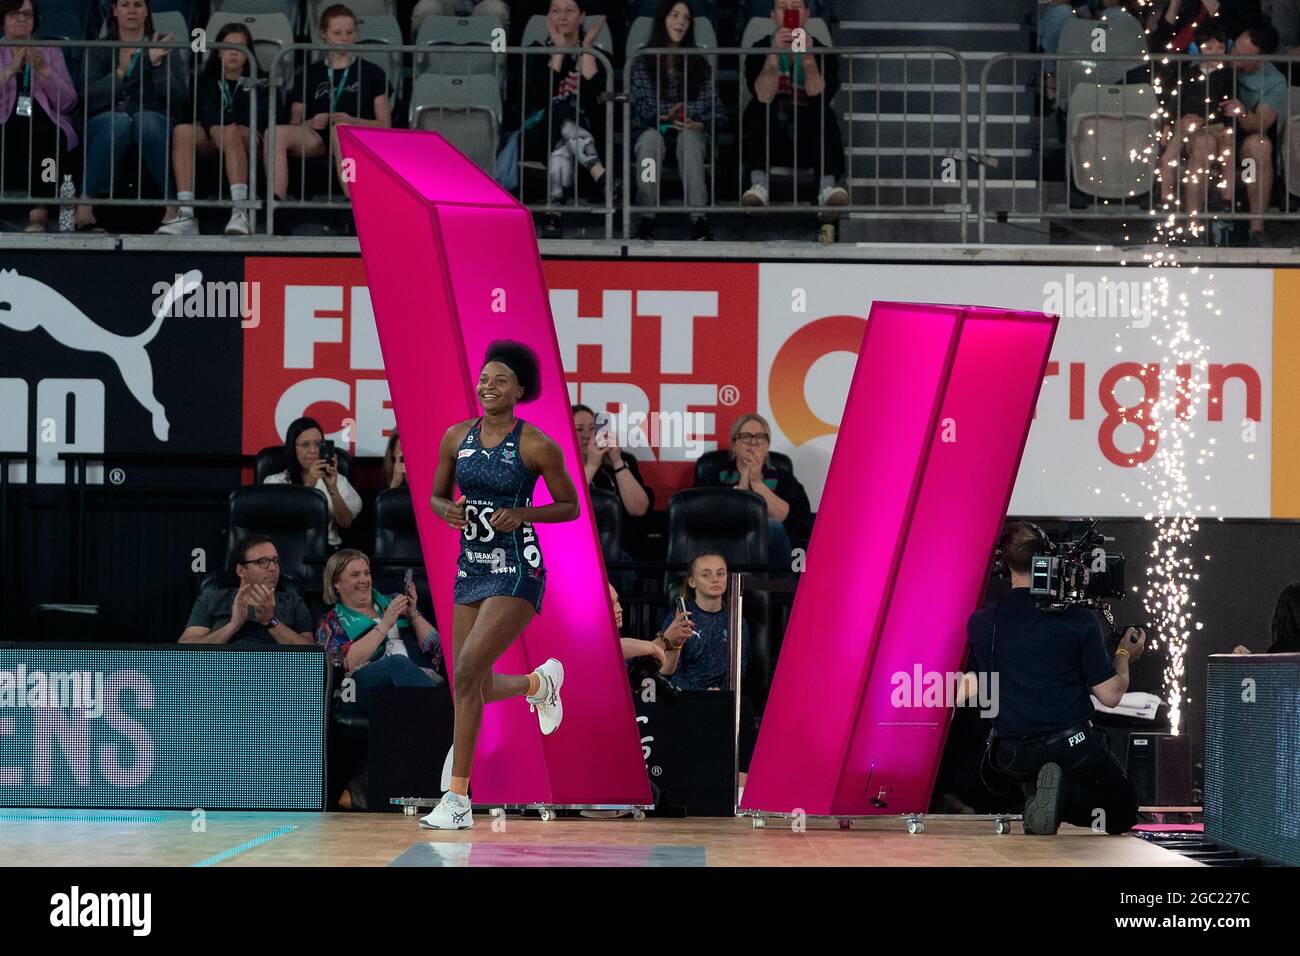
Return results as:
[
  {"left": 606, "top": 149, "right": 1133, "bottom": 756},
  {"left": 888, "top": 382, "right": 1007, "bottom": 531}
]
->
[{"left": 482, "top": 340, "right": 542, "bottom": 403}]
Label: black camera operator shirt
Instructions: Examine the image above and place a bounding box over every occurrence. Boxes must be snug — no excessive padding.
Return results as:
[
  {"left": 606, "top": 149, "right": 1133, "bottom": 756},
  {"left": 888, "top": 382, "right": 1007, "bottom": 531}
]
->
[{"left": 966, "top": 588, "right": 1116, "bottom": 739}]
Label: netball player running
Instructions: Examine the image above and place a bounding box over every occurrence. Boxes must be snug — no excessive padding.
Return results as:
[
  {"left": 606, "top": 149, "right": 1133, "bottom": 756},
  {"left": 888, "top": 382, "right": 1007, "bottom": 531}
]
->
[{"left": 420, "top": 341, "right": 581, "bottom": 830}]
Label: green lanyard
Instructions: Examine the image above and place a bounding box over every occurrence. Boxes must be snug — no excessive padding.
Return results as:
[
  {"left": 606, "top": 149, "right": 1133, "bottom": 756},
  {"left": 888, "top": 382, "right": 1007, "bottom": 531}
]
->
[
  {"left": 20, "top": 62, "right": 30, "bottom": 94},
  {"left": 219, "top": 77, "right": 236, "bottom": 114},
  {"left": 124, "top": 48, "right": 142, "bottom": 81},
  {"left": 327, "top": 61, "right": 350, "bottom": 113}
]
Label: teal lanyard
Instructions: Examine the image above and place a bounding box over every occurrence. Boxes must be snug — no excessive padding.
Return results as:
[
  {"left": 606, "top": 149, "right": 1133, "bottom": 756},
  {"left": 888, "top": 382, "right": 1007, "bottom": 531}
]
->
[
  {"left": 124, "top": 49, "right": 142, "bottom": 81},
  {"left": 20, "top": 62, "right": 30, "bottom": 94},
  {"left": 219, "top": 77, "right": 235, "bottom": 113},
  {"left": 327, "top": 61, "right": 350, "bottom": 113}
]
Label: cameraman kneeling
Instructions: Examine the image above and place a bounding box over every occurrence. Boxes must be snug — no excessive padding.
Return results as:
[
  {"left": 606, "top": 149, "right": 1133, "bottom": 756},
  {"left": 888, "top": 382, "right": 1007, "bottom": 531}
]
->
[{"left": 967, "top": 522, "right": 1145, "bottom": 836}]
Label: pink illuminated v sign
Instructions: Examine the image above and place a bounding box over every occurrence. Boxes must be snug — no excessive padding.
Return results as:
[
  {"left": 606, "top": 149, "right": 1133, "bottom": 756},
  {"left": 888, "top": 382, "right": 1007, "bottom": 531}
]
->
[
  {"left": 743, "top": 302, "right": 1058, "bottom": 816},
  {"left": 338, "top": 128, "right": 651, "bottom": 807}
]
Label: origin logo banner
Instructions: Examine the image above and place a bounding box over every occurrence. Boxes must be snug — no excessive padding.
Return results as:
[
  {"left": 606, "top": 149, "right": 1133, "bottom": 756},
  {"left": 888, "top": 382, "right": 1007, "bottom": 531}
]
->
[{"left": 0, "top": 645, "right": 326, "bottom": 810}]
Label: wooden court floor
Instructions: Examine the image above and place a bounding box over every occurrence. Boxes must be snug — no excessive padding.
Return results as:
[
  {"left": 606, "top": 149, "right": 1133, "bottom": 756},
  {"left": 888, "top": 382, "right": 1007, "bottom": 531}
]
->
[{"left": 0, "top": 809, "right": 1200, "bottom": 867}]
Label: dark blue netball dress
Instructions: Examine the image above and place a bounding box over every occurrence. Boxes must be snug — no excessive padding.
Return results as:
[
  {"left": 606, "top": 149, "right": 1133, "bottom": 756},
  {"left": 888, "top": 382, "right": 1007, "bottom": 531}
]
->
[{"left": 452, "top": 417, "right": 546, "bottom": 612}]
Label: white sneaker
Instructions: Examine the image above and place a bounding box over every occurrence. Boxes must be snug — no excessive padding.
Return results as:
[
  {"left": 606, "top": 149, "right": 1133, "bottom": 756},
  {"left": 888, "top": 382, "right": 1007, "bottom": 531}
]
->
[
  {"left": 156, "top": 214, "right": 198, "bottom": 236},
  {"left": 526, "top": 658, "right": 564, "bottom": 735},
  {"left": 419, "top": 791, "right": 473, "bottom": 830},
  {"left": 741, "top": 183, "right": 769, "bottom": 207},
  {"left": 819, "top": 184, "right": 849, "bottom": 207},
  {"left": 440, "top": 744, "right": 454, "bottom": 793},
  {"left": 224, "top": 208, "right": 251, "bottom": 236}
]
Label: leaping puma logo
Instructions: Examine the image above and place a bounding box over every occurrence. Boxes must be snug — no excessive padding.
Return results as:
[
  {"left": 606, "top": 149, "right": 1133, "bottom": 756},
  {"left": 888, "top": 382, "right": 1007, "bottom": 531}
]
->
[{"left": 0, "top": 267, "right": 196, "bottom": 441}]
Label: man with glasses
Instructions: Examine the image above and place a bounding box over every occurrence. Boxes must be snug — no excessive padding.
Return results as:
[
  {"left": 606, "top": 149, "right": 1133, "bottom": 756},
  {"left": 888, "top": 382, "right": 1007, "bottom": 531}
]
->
[{"left": 180, "top": 534, "right": 314, "bottom": 645}]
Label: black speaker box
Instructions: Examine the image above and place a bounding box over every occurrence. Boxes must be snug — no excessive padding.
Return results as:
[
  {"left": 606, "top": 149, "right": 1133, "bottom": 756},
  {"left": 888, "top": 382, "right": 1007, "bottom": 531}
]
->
[
  {"left": 1126, "top": 731, "right": 1192, "bottom": 806},
  {"left": 367, "top": 686, "right": 455, "bottom": 812}
]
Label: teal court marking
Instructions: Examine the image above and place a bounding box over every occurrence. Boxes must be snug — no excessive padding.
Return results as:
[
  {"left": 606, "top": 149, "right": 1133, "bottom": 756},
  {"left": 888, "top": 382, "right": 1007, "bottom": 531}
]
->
[
  {"left": 192, "top": 826, "right": 298, "bottom": 867},
  {"left": 0, "top": 809, "right": 165, "bottom": 824}
]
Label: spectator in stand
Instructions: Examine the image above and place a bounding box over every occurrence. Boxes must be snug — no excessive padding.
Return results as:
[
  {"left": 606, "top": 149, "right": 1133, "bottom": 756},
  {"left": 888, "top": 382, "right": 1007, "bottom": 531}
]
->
[
  {"left": 1201, "top": 25, "right": 1285, "bottom": 245},
  {"left": 264, "top": 416, "right": 363, "bottom": 548},
  {"left": 1038, "top": 0, "right": 1079, "bottom": 103},
  {"left": 316, "top": 548, "right": 444, "bottom": 712},
  {"left": 383, "top": 430, "right": 407, "bottom": 488},
  {"left": 76, "top": 0, "right": 189, "bottom": 233},
  {"left": 179, "top": 534, "right": 315, "bottom": 645},
  {"left": 695, "top": 413, "right": 812, "bottom": 568},
  {"left": 411, "top": 0, "right": 511, "bottom": 35},
  {"left": 165, "top": 23, "right": 269, "bottom": 237},
  {"left": 741, "top": 0, "right": 847, "bottom": 213},
  {"left": 657, "top": 551, "right": 747, "bottom": 691},
  {"left": 510, "top": 0, "right": 609, "bottom": 238},
  {"left": 1156, "top": 24, "right": 1234, "bottom": 209},
  {"left": 0, "top": 0, "right": 78, "bottom": 233},
  {"left": 630, "top": 0, "right": 725, "bottom": 240},
  {"left": 610, "top": 581, "right": 668, "bottom": 668},
  {"left": 573, "top": 404, "right": 651, "bottom": 518},
  {"left": 265, "top": 4, "right": 391, "bottom": 204},
  {"left": 1147, "top": 0, "right": 1263, "bottom": 52}
]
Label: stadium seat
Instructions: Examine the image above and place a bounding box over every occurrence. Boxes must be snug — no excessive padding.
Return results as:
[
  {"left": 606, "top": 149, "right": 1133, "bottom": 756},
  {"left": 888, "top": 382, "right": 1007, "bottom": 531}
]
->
[
  {"left": 665, "top": 487, "right": 768, "bottom": 571},
  {"left": 254, "top": 443, "right": 352, "bottom": 483},
  {"left": 205, "top": 11, "right": 294, "bottom": 81},
  {"left": 1067, "top": 83, "right": 1157, "bottom": 200},
  {"left": 210, "top": 0, "right": 298, "bottom": 26},
  {"left": 1286, "top": 113, "right": 1300, "bottom": 199},
  {"left": 409, "top": 73, "right": 500, "bottom": 171},
  {"left": 693, "top": 448, "right": 793, "bottom": 486},
  {"left": 33, "top": 0, "right": 92, "bottom": 40},
  {"left": 1054, "top": 11, "right": 1146, "bottom": 115},
  {"left": 147, "top": 0, "right": 196, "bottom": 27},
  {"left": 590, "top": 486, "right": 623, "bottom": 568},
  {"left": 520, "top": 14, "right": 614, "bottom": 60},
  {"left": 308, "top": 0, "right": 395, "bottom": 31},
  {"left": 415, "top": 14, "right": 501, "bottom": 78},
  {"left": 225, "top": 485, "right": 330, "bottom": 585},
  {"left": 372, "top": 486, "right": 422, "bottom": 563}
]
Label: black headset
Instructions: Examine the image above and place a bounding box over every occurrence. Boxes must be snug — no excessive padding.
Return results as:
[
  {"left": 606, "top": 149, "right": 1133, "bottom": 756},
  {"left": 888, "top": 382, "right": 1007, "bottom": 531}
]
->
[{"left": 988, "top": 521, "right": 1055, "bottom": 671}]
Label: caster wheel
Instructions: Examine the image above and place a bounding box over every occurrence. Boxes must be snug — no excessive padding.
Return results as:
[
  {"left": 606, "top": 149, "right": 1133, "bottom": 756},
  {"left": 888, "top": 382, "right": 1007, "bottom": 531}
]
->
[
  {"left": 819, "top": 223, "right": 836, "bottom": 245},
  {"left": 403, "top": 805, "right": 417, "bottom": 817},
  {"left": 838, "top": 818, "right": 852, "bottom": 830},
  {"left": 907, "top": 819, "right": 924, "bottom": 834},
  {"left": 539, "top": 808, "right": 554, "bottom": 822},
  {"left": 489, "top": 807, "right": 505, "bottom": 819},
  {"left": 752, "top": 817, "right": 766, "bottom": 829},
  {"left": 632, "top": 809, "right": 645, "bottom": 821},
  {"left": 994, "top": 820, "right": 1009, "bottom": 835}
]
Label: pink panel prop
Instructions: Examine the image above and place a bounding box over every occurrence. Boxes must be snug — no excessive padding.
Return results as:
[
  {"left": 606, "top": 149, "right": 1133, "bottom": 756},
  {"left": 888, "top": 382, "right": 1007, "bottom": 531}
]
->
[
  {"left": 338, "top": 128, "right": 651, "bottom": 806},
  {"left": 743, "top": 302, "right": 1057, "bottom": 816}
]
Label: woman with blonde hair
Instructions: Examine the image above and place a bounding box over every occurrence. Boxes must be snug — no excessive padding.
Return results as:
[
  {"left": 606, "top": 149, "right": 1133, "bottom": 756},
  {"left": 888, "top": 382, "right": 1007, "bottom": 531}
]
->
[
  {"left": 316, "top": 548, "right": 443, "bottom": 714},
  {"left": 695, "top": 412, "right": 812, "bottom": 567}
]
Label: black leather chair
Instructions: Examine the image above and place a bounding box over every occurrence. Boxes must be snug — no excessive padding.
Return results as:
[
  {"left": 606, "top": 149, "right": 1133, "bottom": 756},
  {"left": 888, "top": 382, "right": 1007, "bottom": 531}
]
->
[
  {"left": 665, "top": 487, "right": 768, "bottom": 571},
  {"left": 254, "top": 444, "right": 351, "bottom": 484},
  {"left": 693, "top": 449, "right": 793, "bottom": 487},
  {"left": 590, "top": 487, "right": 624, "bottom": 567},
  {"left": 225, "top": 485, "right": 330, "bottom": 586},
  {"left": 373, "top": 487, "right": 422, "bottom": 563}
]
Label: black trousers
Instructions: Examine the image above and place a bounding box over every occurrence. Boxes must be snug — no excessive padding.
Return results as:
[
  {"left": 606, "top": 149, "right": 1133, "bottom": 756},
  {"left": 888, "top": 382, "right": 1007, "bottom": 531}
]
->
[
  {"left": 991, "top": 725, "right": 1138, "bottom": 834},
  {"left": 742, "top": 97, "right": 846, "bottom": 186},
  {"left": 0, "top": 106, "right": 70, "bottom": 200}
]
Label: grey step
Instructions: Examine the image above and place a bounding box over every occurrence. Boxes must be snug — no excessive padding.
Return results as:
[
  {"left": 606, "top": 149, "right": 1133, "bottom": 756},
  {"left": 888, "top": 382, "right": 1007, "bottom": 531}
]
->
[
  {"left": 839, "top": 89, "right": 1030, "bottom": 115},
  {"left": 847, "top": 153, "right": 1043, "bottom": 180},
  {"left": 835, "top": 25, "right": 1033, "bottom": 53}
]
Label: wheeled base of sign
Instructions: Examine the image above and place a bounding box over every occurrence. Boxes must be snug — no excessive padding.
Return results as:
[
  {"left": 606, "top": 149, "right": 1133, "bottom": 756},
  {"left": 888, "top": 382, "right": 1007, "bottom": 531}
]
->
[
  {"left": 390, "top": 797, "right": 652, "bottom": 822},
  {"left": 740, "top": 810, "right": 1022, "bottom": 834}
]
